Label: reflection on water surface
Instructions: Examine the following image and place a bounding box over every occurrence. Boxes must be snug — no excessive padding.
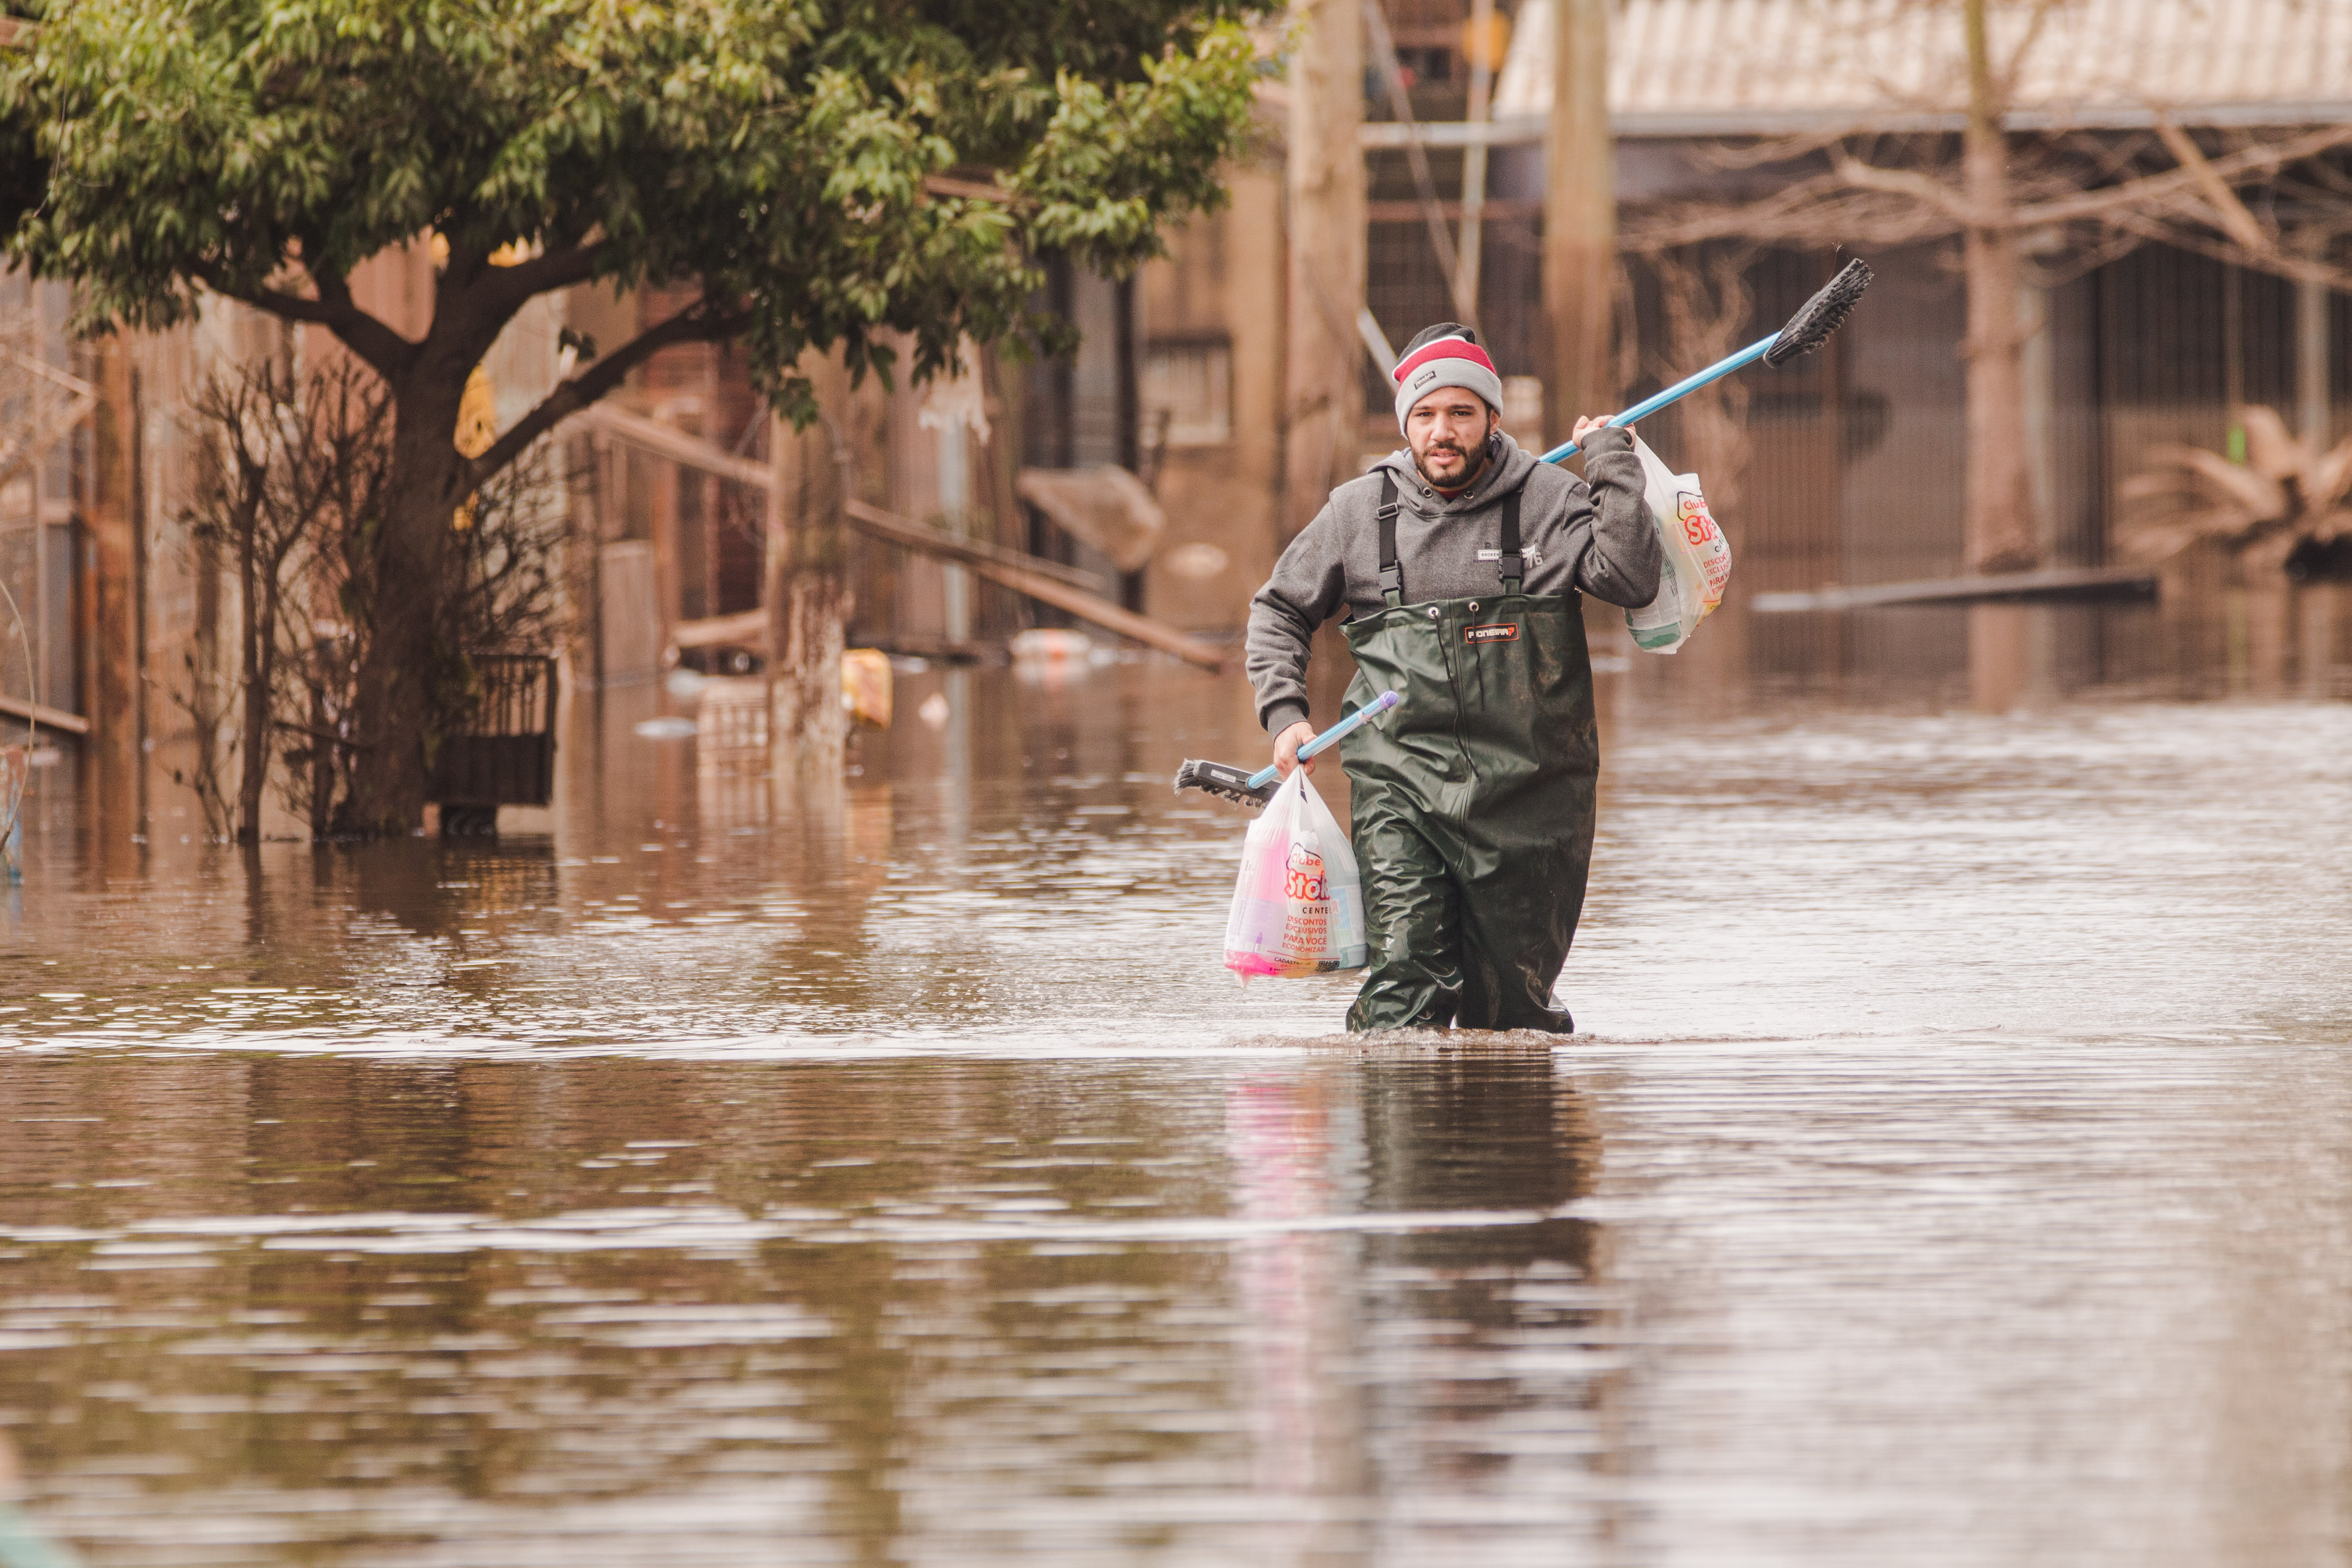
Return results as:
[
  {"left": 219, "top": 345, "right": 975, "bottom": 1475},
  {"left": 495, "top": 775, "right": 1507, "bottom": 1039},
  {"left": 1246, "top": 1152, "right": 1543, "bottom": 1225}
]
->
[{"left": 3, "top": 666, "right": 2350, "bottom": 1564}]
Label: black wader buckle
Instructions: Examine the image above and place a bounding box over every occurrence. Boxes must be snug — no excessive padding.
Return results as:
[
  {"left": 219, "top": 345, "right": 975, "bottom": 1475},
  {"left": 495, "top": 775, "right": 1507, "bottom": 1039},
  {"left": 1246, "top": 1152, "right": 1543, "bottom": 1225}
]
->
[
  {"left": 1494, "top": 488, "right": 1524, "bottom": 591},
  {"left": 1376, "top": 481, "right": 1405, "bottom": 605}
]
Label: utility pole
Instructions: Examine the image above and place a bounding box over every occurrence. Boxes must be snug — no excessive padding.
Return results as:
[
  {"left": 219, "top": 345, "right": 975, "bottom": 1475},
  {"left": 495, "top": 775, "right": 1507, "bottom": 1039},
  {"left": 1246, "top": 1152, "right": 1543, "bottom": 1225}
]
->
[
  {"left": 1115, "top": 276, "right": 1146, "bottom": 611},
  {"left": 80, "top": 335, "right": 141, "bottom": 851},
  {"left": 1457, "top": 0, "right": 1500, "bottom": 325},
  {"left": 1958, "top": 0, "right": 2037, "bottom": 577},
  {"left": 2296, "top": 234, "right": 2335, "bottom": 697},
  {"left": 766, "top": 355, "right": 850, "bottom": 779},
  {"left": 2296, "top": 238, "right": 2330, "bottom": 446},
  {"left": 1957, "top": 0, "right": 2036, "bottom": 710},
  {"left": 1283, "top": 0, "right": 1367, "bottom": 537},
  {"left": 1543, "top": 0, "right": 1614, "bottom": 445}
]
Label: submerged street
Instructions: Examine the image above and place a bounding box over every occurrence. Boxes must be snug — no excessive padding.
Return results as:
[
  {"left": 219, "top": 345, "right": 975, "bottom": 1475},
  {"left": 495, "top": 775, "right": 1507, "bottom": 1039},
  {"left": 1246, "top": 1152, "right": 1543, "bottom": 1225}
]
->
[{"left": 5, "top": 661, "right": 2352, "bottom": 1564}]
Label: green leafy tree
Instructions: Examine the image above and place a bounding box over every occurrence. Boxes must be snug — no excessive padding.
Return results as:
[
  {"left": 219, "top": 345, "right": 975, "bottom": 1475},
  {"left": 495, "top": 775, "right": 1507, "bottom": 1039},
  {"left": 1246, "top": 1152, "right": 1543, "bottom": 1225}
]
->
[{"left": 2, "top": 0, "right": 1255, "bottom": 831}]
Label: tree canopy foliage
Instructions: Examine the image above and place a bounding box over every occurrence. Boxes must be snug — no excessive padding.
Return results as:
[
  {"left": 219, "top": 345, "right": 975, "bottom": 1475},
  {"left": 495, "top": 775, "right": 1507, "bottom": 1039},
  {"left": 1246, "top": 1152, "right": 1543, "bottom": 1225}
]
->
[{"left": 0, "top": 0, "right": 1258, "bottom": 442}]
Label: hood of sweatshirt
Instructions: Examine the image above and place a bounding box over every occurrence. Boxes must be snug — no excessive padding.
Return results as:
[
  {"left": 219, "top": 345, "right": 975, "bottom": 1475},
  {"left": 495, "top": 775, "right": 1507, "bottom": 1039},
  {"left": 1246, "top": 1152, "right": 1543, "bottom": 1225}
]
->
[{"left": 1369, "top": 430, "right": 1543, "bottom": 519}]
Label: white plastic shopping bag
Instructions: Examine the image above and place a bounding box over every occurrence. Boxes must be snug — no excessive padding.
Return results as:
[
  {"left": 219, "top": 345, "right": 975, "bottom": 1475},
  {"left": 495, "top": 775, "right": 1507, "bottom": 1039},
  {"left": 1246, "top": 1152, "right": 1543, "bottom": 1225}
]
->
[
  {"left": 1222, "top": 769, "right": 1369, "bottom": 978},
  {"left": 1622, "top": 434, "right": 1732, "bottom": 654}
]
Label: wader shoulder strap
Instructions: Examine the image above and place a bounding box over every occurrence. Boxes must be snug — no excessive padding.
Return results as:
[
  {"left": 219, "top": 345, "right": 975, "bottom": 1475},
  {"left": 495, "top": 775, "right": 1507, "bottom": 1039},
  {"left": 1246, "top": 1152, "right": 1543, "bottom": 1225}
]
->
[
  {"left": 1496, "top": 488, "right": 1523, "bottom": 593},
  {"left": 1376, "top": 473, "right": 1404, "bottom": 607}
]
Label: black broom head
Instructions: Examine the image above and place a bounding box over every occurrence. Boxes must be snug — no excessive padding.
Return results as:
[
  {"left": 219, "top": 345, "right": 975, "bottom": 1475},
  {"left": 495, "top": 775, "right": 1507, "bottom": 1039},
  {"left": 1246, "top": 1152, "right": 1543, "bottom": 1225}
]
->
[
  {"left": 1172, "top": 757, "right": 1277, "bottom": 808},
  {"left": 1763, "top": 258, "right": 1873, "bottom": 366}
]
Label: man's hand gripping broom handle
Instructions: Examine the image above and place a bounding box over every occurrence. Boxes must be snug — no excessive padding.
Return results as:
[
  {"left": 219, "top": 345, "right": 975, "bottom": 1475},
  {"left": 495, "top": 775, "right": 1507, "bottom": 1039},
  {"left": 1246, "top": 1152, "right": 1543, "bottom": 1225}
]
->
[
  {"left": 1537, "top": 258, "right": 1873, "bottom": 464},
  {"left": 1245, "top": 689, "right": 1401, "bottom": 791},
  {"left": 1172, "top": 690, "right": 1401, "bottom": 807}
]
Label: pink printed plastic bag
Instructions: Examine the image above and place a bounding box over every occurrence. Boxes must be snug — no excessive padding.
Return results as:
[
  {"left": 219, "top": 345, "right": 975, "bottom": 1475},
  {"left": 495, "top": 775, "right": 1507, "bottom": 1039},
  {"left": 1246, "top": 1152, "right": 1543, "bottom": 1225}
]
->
[
  {"left": 1222, "top": 770, "right": 1369, "bottom": 977},
  {"left": 1622, "top": 433, "right": 1732, "bottom": 654}
]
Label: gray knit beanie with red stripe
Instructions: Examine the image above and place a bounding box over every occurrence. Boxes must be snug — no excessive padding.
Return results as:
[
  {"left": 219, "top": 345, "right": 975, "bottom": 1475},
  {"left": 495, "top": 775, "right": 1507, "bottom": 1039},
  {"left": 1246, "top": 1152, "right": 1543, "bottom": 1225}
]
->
[{"left": 1391, "top": 322, "right": 1503, "bottom": 434}]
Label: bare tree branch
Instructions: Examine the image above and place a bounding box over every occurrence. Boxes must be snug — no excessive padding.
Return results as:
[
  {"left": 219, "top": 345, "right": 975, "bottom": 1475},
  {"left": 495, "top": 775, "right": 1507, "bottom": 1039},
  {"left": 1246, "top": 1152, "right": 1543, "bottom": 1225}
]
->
[
  {"left": 463, "top": 301, "right": 750, "bottom": 484},
  {"left": 1832, "top": 147, "right": 1977, "bottom": 223},
  {"left": 1993, "top": 0, "right": 2066, "bottom": 101},
  {"left": 2152, "top": 117, "right": 2274, "bottom": 255},
  {"left": 2014, "top": 124, "right": 2352, "bottom": 230},
  {"left": 200, "top": 263, "right": 419, "bottom": 382},
  {"left": 471, "top": 241, "right": 607, "bottom": 321},
  {"left": 1628, "top": 120, "right": 2352, "bottom": 285},
  {"left": 2107, "top": 205, "right": 2352, "bottom": 294},
  {"left": 1648, "top": 244, "right": 1756, "bottom": 509},
  {"left": 1624, "top": 179, "right": 1958, "bottom": 252}
]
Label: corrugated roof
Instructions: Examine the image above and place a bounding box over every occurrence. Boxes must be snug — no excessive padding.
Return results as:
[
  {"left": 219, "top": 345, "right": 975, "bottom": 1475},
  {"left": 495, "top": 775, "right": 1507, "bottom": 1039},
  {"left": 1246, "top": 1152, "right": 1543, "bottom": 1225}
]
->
[{"left": 1492, "top": 0, "right": 2352, "bottom": 132}]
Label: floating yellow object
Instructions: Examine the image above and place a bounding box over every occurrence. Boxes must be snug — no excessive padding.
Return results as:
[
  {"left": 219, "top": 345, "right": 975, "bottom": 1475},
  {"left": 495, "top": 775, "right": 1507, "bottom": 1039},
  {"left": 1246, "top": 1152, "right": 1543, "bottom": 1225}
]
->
[
  {"left": 840, "top": 648, "right": 892, "bottom": 729},
  {"left": 453, "top": 365, "right": 496, "bottom": 530},
  {"left": 455, "top": 365, "right": 496, "bottom": 459},
  {"left": 1460, "top": 9, "right": 1511, "bottom": 72}
]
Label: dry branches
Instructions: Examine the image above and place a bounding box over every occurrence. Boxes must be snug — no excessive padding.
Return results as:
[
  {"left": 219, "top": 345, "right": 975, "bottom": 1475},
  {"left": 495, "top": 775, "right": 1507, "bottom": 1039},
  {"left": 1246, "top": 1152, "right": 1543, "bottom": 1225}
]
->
[
  {"left": 1648, "top": 246, "right": 1758, "bottom": 512},
  {"left": 172, "top": 356, "right": 568, "bottom": 841},
  {"left": 2120, "top": 405, "right": 2352, "bottom": 575}
]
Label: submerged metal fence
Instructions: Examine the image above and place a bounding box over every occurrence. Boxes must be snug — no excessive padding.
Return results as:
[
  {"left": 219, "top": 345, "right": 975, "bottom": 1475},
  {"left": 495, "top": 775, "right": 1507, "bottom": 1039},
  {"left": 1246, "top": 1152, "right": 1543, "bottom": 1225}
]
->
[{"left": 431, "top": 654, "right": 558, "bottom": 828}]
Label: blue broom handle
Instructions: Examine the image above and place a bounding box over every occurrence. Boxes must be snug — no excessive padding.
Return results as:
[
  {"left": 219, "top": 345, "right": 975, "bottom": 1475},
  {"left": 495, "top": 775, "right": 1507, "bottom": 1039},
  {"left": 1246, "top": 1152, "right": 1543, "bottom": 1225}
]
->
[
  {"left": 1246, "top": 689, "right": 1403, "bottom": 791},
  {"left": 1537, "top": 332, "right": 1779, "bottom": 464}
]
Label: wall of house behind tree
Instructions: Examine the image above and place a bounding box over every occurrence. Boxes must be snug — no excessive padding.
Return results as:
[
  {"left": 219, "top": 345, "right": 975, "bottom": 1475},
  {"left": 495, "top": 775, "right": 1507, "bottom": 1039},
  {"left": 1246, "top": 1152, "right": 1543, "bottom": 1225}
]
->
[
  {"left": 1138, "top": 166, "right": 1286, "bottom": 637},
  {"left": 1012, "top": 254, "right": 1131, "bottom": 633},
  {"left": 0, "top": 273, "right": 82, "bottom": 721}
]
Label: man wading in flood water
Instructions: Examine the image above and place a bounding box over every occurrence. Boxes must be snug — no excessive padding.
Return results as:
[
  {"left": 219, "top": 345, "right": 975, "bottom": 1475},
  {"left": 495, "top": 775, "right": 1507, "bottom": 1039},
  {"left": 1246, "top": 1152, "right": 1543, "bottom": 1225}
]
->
[{"left": 1246, "top": 324, "right": 1660, "bottom": 1032}]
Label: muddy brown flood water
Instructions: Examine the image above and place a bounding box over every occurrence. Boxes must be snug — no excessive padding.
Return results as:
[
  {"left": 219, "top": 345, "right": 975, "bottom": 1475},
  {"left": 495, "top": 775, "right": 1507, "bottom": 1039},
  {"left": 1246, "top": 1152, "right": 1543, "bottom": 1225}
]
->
[{"left": 3, "top": 662, "right": 2351, "bottom": 1565}]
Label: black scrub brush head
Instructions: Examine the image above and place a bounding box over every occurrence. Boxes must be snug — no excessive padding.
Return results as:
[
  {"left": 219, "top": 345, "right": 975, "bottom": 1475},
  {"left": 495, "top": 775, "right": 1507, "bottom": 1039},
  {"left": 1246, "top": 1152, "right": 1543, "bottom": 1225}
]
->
[
  {"left": 1171, "top": 758, "right": 1278, "bottom": 808},
  {"left": 1763, "top": 258, "right": 1874, "bottom": 366}
]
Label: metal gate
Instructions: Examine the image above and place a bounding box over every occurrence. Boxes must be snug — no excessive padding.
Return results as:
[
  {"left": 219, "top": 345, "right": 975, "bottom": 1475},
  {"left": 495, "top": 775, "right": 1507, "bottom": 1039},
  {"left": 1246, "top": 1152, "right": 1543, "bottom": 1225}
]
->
[{"left": 432, "top": 653, "right": 557, "bottom": 835}]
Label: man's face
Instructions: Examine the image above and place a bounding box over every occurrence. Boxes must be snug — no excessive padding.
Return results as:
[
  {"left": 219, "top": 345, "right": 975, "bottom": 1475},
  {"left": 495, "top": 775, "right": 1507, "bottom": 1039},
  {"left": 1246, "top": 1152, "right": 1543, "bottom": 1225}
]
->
[{"left": 1406, "top": 390, "right": 1495, "bottom": 489}]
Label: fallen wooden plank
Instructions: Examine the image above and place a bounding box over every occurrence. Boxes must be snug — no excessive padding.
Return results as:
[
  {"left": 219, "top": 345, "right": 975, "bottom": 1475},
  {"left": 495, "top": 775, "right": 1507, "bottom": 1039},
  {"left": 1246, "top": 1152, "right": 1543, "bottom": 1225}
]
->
[
  {"left": 673, "top": 542, "right": 1225, "bottom": 669},
  {"left": 0, "top": 692, "right": 87, "bottom": 735},
  {"left": 1750, "top": 567, "right": 2160, "bottom": 614},
  {"left": 585, "top": 401, "right": 1215, "bottom": 666},
  {"left": 583, "top": 403, "right": 774, "bottom": 490},
  {"left": 961, "top": 557, "right": 1228, "bottom": 671},
  {"left": 672, "top": 608, "right": 769, "bottom": 650},
  {"left": 842, "top": 499, "right": 1108, "bottom": 594},
  {"left": 584, "top": 402, "right": 1110, "bottom": 594}
]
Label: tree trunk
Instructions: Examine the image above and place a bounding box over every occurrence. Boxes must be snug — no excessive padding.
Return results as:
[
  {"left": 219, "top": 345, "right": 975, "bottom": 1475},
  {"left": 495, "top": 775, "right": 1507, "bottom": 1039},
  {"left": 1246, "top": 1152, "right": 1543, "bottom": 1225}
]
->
[
  {"left": 1114, "top": 276, "right": 1145, "bottom": 613},
  {"left": 82, "top": 335, "right": 142, "bottom": 859},
  {"left": 2299, "top": 582, "right": 2339, "bottom": 697},
  {"left": 766, "top": 370, "right": 849, "bottom": 778},
  {"left": 341, "top": 387, "right": 467, "bottom": 836},
  {"left": 189, "top": 512, "right": 228, "bottom": 838},
  {"left": 309, "top": 680, "right": 334, "bottom": 842},
  {"left": 1960, "top": 0, "right": 2040, "bottom": 574},
  {"left": 2246, "top": 577, "right": 2293, "bottom": 694},
  {"left": 1280, "top": 0, "right": 1366, "bottom": 538},
  {"left": 1545, "top": 0, "right": 1616, "bottom": 446},
  {"left": 236, "top": 530, "right": 270, "bottom": 845}
]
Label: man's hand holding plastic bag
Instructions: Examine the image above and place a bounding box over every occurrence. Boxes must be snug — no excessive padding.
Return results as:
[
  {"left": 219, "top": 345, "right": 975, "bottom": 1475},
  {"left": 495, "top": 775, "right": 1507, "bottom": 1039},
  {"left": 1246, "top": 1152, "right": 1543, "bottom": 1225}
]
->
[
  {"left": 1223, "top": 770, "right": 1369, "bottom": 978},
  {"left": 1622, "top": 433, "right": 1732, "bottom": 654}
]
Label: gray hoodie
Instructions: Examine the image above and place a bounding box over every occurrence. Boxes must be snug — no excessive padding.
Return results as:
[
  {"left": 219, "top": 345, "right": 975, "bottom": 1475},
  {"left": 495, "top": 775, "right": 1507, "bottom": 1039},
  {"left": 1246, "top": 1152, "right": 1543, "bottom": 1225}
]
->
[{"left": 1245, "top": 425, "right": 1659, "bottom": 735}]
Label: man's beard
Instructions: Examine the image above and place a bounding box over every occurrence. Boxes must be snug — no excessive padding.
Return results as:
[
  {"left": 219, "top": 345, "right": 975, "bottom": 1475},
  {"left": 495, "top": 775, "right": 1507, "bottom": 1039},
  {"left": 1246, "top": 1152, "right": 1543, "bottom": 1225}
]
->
[{"left": 1413, "top": 432, "right": 1490, "bottom": 490}]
